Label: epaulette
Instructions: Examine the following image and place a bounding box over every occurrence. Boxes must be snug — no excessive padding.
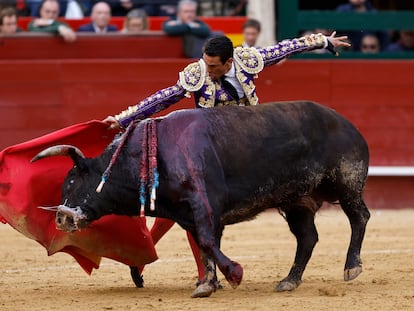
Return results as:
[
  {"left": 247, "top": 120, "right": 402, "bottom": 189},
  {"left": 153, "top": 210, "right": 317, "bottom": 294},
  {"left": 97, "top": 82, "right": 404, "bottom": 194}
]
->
[
  {"left": 233, "top": 47, "right": 264, "bottom": 75},
  {"left": 179, "top": 59, "right": 206, "bottom": 92}
]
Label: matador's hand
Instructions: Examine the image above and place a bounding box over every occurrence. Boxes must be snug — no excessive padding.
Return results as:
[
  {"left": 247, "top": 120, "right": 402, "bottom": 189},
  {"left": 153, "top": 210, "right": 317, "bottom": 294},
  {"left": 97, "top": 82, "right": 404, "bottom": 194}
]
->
[
  {"left": 103, "top": 116, "right": 121, "bottom": 130},
  {"left": 327, "top": 31, "right": 351, "bottom": 48},
  {"left": 324, "top": 31, "right": 351, "bottom": 56}
]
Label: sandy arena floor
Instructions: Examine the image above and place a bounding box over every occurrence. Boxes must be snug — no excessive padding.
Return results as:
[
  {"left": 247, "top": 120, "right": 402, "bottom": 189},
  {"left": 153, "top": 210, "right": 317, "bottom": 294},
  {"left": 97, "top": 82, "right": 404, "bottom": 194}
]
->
[{"left": 1, "top": 208, "right": 414, "bottom": 311}]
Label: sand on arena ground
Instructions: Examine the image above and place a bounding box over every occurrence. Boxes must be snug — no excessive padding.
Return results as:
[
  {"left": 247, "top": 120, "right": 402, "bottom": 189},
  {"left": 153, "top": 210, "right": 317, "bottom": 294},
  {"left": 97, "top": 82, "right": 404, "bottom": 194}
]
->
[{"left": 1, "top": 208, "right": 414, "bottom": 311}]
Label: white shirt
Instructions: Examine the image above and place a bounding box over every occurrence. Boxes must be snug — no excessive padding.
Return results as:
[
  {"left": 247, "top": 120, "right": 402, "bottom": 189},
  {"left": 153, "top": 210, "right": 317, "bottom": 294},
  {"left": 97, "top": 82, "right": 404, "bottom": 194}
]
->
[
  {"left": 223, "top": 63, "right": 245, "bottom": 99},
  {"left": 93, "top": 24, "right": 109, "bottom": 33},
  {"left": 65, "top": 0, "right": 84, "bottom": 19}
]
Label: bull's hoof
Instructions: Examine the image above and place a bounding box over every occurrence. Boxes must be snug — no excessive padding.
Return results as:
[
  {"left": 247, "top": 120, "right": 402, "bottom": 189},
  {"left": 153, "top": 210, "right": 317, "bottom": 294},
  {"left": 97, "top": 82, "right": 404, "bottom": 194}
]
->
[
  {"left": 196, "top": 279, "right": 223, "bottom": 290},
  {"left": 275, "top": 279, "right": 302, "bottom": 292},
  {"left": 225, "top": 261, "right": 243, "bottom": 289},
  {"left": 191, "top": 283, "right": 216, "bottom": 298},
  {"left": 344, "top": 266, "right": 362, "bottom": 281}
]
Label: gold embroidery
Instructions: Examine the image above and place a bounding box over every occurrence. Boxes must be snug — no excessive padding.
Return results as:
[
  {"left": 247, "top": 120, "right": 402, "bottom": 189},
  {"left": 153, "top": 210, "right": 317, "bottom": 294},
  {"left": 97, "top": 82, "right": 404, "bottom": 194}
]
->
[
  {"left": 179, "top": 59, "right": 206, "bottom": 92},
  {"left": 219, "top": 93, "right": 228, "bottom": 101},
  {"left": 198, "top": 96, "right": 214, "bottom": 108},
  {"left": 233, "top": 47, "right": 264, "bottom": 74},
  {"left": 234, "top": 65, "right": 259, "bottom": 106},
  {"left": 197, "top": 75, "right": 215, "bottom": 108}
]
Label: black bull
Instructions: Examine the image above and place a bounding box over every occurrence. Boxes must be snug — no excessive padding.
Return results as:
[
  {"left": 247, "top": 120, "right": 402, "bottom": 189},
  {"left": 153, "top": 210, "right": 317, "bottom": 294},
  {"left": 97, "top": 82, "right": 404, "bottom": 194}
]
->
[{"left": 32, "top": 101, "right": 370, "bottom": 297}]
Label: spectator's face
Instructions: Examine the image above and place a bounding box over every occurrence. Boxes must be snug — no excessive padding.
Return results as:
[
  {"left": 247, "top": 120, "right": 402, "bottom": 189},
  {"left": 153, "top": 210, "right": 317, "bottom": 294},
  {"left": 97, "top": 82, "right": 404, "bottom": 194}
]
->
[
  {"left": 350, "top": 0, "right": 366, "bottom": 6},
  {"left": 400, "top": 31, "right": 414, "bottom": 49},
  {"left": 203, "top": 54, "right": 232, "bottom": 81},
  {"left": 127, "top": 17, "right": 145, "bottom": 32},
  {"left": 92, "top": 3, "right": 111, "bottom": 28},
  {"left": 178, "top": 4, "right": 196, "bottom": 24},
  {"left": 0, "top": 15, "right": 18, "bottom": 34},
  {"left": 40, "top": 1, "right": 59, "bottom": 20},
  {"left": 360, "top": 35, "right": 380, "bottom": 53},
  {"left": 243, "top": 26, "right": 260, "bottom": 47}
]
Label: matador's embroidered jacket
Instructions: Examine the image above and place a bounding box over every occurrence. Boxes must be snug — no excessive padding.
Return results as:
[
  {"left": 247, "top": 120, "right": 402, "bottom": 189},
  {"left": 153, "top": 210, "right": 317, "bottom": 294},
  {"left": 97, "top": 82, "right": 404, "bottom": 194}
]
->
[{"left": 115, "top": 34, "right": 328, "bottom": 128}]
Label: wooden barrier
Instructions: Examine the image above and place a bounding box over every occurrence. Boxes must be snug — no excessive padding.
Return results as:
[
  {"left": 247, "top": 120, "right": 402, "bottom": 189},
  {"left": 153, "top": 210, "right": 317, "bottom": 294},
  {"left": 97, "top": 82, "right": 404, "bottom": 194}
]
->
[{"left": 0, "top": 33, "right": 185, "bottom": 59}]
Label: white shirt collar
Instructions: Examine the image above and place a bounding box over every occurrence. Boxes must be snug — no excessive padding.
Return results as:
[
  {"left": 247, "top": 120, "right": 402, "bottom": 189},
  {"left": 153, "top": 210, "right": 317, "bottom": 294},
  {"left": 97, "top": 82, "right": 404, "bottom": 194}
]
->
[
  {"left": 224, "top": 62, "right": 236, "bottom": 79},
  {"left": 223, "top": 63, "right": 244, "bottom": 99},
  {"left": 93, "top": 23, "right": 108, "bottom": 33}
]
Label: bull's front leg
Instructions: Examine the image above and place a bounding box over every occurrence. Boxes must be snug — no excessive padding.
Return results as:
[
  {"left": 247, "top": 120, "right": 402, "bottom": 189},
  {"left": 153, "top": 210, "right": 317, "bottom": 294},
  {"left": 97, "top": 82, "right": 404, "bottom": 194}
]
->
[
  {"left": 191, "top": 249, "right": 218, "bottom": 298},
  {"left": 187, "top": 195, "right": 243, "bottom": 291}
]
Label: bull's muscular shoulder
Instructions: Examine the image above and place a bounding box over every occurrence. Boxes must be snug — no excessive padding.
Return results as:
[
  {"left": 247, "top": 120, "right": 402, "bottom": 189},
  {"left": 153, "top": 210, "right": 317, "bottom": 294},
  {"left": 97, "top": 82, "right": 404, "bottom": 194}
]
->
[
  {"left": 179, "top": 59, "right": 206, "bottom": 92},
  {"left": 233, "top": 47, "right": 264, "bottom": 74}
]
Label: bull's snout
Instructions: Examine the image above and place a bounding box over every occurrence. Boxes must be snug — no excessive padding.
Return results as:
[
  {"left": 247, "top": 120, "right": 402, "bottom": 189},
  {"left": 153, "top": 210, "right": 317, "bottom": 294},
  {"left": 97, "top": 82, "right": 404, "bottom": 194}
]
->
[
  {"left": 55, "top": 205, "right": 89, "bottom": 233},
  {"left": 56, "top": 211, "right": 77, "bottom": 233}
]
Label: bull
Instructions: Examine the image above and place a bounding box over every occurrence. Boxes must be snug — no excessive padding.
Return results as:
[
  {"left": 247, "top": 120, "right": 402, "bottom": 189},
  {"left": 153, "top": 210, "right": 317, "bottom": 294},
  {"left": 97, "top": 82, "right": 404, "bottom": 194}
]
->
[{"left": 32, "top": 101, "right": 370, "bottom": 298}]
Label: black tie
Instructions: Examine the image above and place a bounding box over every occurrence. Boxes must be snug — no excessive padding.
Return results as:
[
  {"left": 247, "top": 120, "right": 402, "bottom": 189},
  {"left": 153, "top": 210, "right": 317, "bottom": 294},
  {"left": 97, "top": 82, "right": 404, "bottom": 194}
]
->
[{"left": 220, "top": 76, "right": 239, "bottom": 101}]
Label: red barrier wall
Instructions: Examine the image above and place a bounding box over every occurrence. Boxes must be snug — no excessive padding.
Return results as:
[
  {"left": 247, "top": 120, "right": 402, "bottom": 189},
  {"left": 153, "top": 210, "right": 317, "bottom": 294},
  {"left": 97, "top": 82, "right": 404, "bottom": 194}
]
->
[{"left": 0, "top": 33, "right": 184, "bottom": 59}]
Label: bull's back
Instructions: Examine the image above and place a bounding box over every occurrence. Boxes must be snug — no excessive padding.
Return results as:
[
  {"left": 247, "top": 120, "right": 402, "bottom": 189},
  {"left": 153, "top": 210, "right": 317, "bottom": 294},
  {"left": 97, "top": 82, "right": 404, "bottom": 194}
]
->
[
  {"left": 161, "top": 100, "right": 368, "bottom": 167},
  {"left": 158, "top": 101, "right": 369, "bottom": 204}
]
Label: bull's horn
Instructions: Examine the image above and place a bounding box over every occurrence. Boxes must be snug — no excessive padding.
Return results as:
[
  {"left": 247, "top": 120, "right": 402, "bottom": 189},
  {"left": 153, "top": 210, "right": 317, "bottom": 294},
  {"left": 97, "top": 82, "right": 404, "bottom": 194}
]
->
[
  {"left": 31, "top": 145, "right": 85, "bottom": 163},
  {"left": 37, "top": 205, "right": 59, "bottom": 211}
]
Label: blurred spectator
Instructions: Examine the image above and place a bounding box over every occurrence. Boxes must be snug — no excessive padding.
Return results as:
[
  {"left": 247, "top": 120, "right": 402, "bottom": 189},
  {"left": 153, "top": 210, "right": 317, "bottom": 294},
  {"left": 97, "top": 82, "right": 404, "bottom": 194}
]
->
[
  {"left": 155, "top": 0, "right": 177, "bottom": 16},
  {"left": 64, "top": 0, "right": 91, "bottom": 19},
  {"left": 163, "top": 0, "right": 211, "bottom": 58},
  {"left": 386, "top": 30, "right": 414, "bottom": 52},
  {"left": 28, "top": 0, "right": 77, "bottom": 42},
  {"left": 335, "top": 0, "right": 389, "bottom": 51},
  {"left": 77, "top": 1, "right": 118, "bottom": 33},
  {"left": 120, "top": 8, "right": 148, "bottom": 33},
  {"left": 0, "top": 0, "right": 30, "bottom": 16},
  {"left": 108, "top": 0, "right": 177, "bottom": 17},
  {"left": 241, "top": 18, "right": 261, "bottom": 48},
  {"left": 0, "top": 6, "right": 22, "bottom": 33},
  {"left": 0, "top": 0, "right": 90, "bottom": 17},
  {"left": 359, "top": 33, "right": 380, "bottom": 53},
  {"left": 27, "top": 0, "right": 43, "bottom": 16},
  {"left": 163, "top": 0, "right": 210, "bottom": 38},
  {"left": 28, "top": 0, "right": 63, "bottom": 17},
  {"left": 110, "top": 0, "right": 151, "bottom": 17},
  {"left": 336, "top": 0, "right": 373, "bottom": 12}
]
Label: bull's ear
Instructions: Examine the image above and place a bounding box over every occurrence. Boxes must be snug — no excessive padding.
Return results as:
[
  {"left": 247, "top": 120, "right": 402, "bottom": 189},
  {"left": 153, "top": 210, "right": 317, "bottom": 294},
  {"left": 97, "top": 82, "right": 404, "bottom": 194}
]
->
[{"left": 67, "top": 147, "right": 88, "bottom": 171}]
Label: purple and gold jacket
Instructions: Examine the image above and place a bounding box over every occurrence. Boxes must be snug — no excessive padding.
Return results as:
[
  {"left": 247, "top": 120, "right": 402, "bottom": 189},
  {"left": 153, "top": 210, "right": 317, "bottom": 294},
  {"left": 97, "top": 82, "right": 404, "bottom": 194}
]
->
[{"left": 115, "top": 33, "right": 328, "bottom": 128}]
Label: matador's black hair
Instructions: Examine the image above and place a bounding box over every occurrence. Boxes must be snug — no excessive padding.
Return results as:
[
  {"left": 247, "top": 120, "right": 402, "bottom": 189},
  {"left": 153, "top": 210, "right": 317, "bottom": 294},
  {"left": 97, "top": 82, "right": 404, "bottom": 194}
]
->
[{"left": 203, "top": 35, "right": 234, "bottom": 64}]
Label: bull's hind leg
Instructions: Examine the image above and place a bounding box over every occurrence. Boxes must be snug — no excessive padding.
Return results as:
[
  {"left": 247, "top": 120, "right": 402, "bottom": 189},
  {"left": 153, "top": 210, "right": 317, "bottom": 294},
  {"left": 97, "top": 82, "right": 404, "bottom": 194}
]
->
[
  {"left": 339, "top": 195, "right": 370, "bottom": 281},
  {"left": 277, "top": 204, "right": 319, "bottom": 292}
]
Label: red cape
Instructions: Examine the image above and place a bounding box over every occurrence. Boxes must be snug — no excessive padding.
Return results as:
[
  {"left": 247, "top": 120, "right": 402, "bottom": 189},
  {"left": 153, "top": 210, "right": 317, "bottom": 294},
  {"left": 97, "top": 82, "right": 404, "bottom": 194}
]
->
[{"left": 0, "top": 121, "right": 157, "bottom": 274}]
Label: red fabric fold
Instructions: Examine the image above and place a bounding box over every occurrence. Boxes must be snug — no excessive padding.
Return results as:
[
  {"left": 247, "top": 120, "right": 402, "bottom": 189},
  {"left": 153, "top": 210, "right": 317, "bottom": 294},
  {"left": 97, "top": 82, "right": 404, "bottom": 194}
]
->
[{"left": 0, "top": 121, "right": 157, "bottom": 274}]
